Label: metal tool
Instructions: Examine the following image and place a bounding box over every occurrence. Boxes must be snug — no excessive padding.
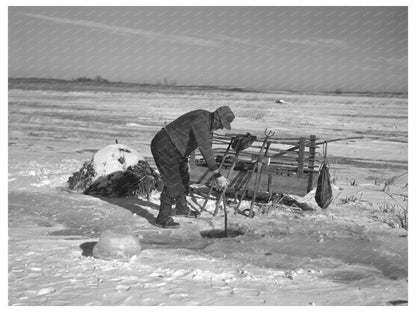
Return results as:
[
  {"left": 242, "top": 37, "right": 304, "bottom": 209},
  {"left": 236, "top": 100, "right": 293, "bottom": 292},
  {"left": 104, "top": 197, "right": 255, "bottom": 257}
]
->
[
  {"left": 235, "top": 170, "right": 253, "bottom": 214},
  {"left": 223, "top": 195, "right": 228, "bottom": 237},
  {"left": 214, "top": 145, "right": 240, "bottom": 216},
  {"left": 236, "top": 129, "right": 275, "bottom": 218},
  {"left": 214, "top": 133, "right": 257, "bottom": 216},
  {"left": 200, "top": 140, "right": 233, "bottom": 213},
  {"left": 235, "top": 134, "right": 272, "bottom": 214}
]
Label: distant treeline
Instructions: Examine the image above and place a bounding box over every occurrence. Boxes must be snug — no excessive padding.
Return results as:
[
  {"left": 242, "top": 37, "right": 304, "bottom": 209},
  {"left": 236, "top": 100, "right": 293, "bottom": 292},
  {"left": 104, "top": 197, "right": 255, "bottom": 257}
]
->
[
  {"left": 332, "top": 87, "right": 407, "bottom": 97},
  {"left": 8, "top": 77, "right": 407, "bottom": 98},
  {"left": 73, "top": 75, "right": 110, "bottom": 83},
  {"left": 7, "top": 77, "right": 260, "bottom": 94}
]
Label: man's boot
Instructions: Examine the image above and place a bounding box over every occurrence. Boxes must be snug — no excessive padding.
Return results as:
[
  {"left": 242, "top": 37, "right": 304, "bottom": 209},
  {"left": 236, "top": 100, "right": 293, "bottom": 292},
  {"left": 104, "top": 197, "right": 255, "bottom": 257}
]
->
[
  {"left": 155, "top": 191, "right": 180, "bottom": 228},
  {"left": 174, "top": 193, "right": 200, "bottom": 218}
]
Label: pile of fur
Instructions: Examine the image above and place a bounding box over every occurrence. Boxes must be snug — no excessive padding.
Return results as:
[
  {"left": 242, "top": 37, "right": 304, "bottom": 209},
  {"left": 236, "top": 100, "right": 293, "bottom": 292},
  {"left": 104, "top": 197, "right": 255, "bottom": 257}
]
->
[
  {"left": 68, "top": 160, "right": 162, "bottom": 199},
  {"left": 68, "top": 159, "right": 96, "bottom": 191}
]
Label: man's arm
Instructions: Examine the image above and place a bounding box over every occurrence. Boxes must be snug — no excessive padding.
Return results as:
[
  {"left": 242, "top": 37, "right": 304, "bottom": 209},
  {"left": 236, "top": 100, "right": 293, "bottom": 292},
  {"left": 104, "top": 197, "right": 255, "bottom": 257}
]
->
[
  {"left": 191, "top": 119, "right": 229, "bottom": 188},
  {"left": 192, "top": 121, "right": 217, "bottom": 171}
]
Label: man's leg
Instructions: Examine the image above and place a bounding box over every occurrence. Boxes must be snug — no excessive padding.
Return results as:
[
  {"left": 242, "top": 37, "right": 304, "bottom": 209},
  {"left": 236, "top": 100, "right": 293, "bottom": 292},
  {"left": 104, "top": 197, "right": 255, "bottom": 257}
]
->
[
  {"left": 174, "top": 157, "right": 200, "bottom": 217},
  {"left": 156, "top": 188, "right": 176, "bottom": 223},
  {"left": 151, "top": 130, "right": 186, "bottom": 226},
  {"left": 174, "top": 192, "right": 188, "bottom": 214},
  {"left": 175, "top": 157, "right": 190, "bottom": 214}
]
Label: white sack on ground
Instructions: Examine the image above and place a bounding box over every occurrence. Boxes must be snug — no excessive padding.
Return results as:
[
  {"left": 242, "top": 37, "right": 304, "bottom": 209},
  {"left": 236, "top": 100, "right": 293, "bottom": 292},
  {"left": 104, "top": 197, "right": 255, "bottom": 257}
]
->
[{"left": 92, "top": 144, "right": 145, "bottom": 178}]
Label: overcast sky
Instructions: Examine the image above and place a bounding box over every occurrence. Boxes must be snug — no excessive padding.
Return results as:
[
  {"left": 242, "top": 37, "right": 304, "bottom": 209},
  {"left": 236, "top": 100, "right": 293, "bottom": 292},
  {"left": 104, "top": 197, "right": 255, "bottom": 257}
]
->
[{"left": 8, "top": 6, "right": 407, "bottom": 92}]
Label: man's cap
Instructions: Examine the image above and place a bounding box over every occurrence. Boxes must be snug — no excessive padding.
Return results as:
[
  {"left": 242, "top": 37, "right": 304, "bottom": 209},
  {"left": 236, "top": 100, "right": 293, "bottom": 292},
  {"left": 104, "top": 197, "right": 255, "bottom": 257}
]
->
[{"left": 215, "top": 106, "right": 235, "bottom": 130}]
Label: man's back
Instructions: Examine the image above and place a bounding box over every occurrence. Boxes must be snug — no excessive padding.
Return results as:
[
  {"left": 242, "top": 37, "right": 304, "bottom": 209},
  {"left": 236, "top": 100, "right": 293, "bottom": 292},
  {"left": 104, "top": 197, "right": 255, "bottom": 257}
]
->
[{"left": 164, "top": 110, "right": 215, "bottom": 169}]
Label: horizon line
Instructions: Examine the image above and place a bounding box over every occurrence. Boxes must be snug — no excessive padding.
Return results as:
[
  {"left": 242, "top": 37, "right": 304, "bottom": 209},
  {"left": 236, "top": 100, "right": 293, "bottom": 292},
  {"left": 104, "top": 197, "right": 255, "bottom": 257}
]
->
[{"left": 8, "top": 76, "right": 408, "bottom": 95}]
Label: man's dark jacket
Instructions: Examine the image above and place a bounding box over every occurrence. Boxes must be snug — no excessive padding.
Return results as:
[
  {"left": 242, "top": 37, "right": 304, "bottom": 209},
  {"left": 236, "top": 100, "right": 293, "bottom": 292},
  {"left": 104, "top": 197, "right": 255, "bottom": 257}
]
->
[{"left": 164, "top": 109, "right": 217, "bottom": 171}]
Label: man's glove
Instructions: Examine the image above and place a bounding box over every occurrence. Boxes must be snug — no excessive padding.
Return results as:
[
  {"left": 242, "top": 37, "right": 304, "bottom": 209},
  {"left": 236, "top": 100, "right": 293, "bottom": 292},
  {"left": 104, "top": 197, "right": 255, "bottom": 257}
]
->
[{"left": 215, "top": 175, "right": 230, "bottom": 189}]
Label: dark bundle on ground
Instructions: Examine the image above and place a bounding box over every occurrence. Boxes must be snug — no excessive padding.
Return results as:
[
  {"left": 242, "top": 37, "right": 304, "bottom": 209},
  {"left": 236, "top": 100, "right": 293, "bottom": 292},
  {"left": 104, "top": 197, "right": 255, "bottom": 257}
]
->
[
  {"left": 232, "top": 133, "right": 257, "bottom": 152},
  {"left": 68, "top": 160, "right": 163, "bottom": 199},
  {"left": 67, "top": 160, "right": 95, "bottom": 190}
]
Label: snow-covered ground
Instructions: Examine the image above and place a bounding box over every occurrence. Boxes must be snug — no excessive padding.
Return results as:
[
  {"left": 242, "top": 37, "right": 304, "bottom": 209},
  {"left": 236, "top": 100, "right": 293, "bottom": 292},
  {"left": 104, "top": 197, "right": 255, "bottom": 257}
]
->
[{"left": 8, "top": 87, "right": 408, "bottom": 306}]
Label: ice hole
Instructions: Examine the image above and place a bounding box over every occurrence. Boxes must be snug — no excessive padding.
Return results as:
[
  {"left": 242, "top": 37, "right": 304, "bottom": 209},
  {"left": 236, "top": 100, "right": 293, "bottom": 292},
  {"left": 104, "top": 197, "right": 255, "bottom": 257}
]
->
[{"left": 200, "top": 228, "right": 244, "bottom": 238}]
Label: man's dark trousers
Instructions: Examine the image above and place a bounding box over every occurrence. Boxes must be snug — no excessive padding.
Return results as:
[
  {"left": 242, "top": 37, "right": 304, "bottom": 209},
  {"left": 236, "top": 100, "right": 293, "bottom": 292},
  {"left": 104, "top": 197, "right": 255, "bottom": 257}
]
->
[{"left": 151, "top": 129, "right": 189, "bottom": 223}]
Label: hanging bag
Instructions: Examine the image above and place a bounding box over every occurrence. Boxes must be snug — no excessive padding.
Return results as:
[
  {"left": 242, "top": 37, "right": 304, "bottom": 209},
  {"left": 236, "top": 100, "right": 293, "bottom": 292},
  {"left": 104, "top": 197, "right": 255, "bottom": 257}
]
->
[{"left": 315, "top": 142, "right": 333, "bottom": 209}]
